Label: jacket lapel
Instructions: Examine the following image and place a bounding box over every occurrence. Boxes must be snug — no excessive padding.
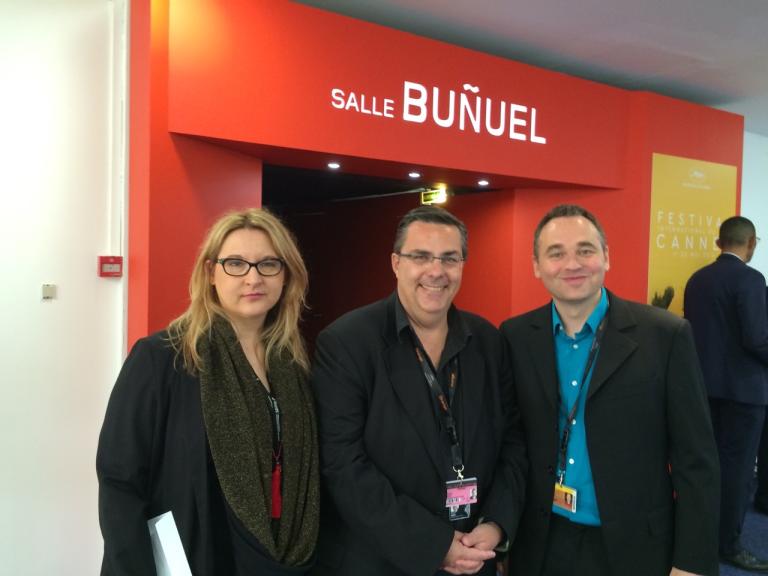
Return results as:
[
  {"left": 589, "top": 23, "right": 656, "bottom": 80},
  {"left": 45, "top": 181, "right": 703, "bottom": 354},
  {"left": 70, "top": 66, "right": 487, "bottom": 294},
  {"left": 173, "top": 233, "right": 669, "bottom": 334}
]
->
[
  {"left": 528, "top": 306, "right": 560, "bottom": 410},
  {"left": 385, "top": 341, "right": 446, "bottom": 476},
  {"left": 458, "top": 344, "right": 486, "bottom": 462},
  {"left": 587, "top": 293, "right": 638, "bottom": 399}
]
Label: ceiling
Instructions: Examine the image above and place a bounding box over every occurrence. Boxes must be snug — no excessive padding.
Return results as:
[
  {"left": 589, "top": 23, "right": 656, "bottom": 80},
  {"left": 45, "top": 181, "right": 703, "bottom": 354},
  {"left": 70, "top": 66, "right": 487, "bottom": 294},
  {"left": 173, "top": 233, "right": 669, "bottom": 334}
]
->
[
  {"left": 298, "top": 0, "right": 768, "bottom": 136},
  {"left": 263, "top": 164, "right": 490, "bottom": 206}
]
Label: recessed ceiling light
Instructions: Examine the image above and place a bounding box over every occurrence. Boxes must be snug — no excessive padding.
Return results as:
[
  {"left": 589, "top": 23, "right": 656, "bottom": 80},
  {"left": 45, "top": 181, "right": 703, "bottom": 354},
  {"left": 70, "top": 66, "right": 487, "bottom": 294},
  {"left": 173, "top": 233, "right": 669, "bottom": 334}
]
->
[
  {"left": 478, "top": 179, "right": 489, "bottom": 187},
  {"left": 408, "top": 171, "right": 421, "bottom": 179},
  {"left": 327, "top": 162, "right": 341, "bottom": 170}
]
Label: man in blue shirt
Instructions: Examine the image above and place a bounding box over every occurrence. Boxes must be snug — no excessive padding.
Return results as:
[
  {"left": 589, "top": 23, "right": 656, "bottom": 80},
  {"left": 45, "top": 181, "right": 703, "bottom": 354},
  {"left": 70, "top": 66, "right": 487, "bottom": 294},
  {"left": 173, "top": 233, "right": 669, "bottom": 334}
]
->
[{"left": 500, "top": 204, "right": 720, "bottom": 576}]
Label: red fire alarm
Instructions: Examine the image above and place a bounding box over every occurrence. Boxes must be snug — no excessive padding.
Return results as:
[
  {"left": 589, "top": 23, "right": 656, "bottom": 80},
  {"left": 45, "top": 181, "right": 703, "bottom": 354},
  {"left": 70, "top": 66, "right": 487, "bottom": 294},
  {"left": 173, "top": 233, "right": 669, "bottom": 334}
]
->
[{"left": 98, "top": 256, "right": 124, "bottom": 278}]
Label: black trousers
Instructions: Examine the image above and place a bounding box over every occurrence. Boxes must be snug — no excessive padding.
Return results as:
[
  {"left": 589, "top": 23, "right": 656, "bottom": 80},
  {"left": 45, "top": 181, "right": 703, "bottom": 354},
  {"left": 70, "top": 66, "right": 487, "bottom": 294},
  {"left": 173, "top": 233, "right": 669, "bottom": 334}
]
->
[
  {"left": 709, "top": 398, "right": 766, "bottom": 555},
  {"left": 540, "top": 514, "right": 610, "bottom": 576},
  {"left": 757, "top": 406, "right": 768, "bottom": 508}
]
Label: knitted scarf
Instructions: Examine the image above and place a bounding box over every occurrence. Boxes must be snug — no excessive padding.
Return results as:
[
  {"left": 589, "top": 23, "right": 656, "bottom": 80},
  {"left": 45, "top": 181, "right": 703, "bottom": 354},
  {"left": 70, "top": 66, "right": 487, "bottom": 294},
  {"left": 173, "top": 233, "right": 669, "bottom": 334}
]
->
[{"left": 199, "top": 318, "right": 319, "bottom": 566}]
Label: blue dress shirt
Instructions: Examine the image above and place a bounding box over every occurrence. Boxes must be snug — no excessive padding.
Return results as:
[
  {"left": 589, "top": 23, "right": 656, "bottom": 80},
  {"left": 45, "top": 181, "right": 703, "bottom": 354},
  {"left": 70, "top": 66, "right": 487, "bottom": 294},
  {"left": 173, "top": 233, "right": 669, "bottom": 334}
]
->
[{"left": 551, "top": 288, "right": 609, "bottom": 525}]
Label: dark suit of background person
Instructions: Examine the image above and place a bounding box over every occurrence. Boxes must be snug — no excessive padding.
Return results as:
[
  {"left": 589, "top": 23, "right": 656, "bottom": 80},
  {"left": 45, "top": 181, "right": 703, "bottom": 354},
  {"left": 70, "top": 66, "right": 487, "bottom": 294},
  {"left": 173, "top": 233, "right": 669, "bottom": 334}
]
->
[
  {"left": 310, "top": 207, "right": 527, "bottom": 576},
  {"left": 758, "top": 405, "right": 768, "bottom": 514},
  {"left": 756, "top": 286, "right": 768, "bottom": 516},
  {"left": 501, "top": 205, "right": 720, "bottom": 576},
  {"left": 684, "top": 216, "right": 768, "bottom": 571}
]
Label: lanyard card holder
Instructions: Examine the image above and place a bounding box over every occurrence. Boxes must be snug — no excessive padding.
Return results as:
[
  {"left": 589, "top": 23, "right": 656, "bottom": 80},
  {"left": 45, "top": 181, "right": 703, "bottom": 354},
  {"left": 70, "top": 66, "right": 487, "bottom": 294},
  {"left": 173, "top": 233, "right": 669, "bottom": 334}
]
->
[{"left": 445, "top": 476, "right": 478, "bottom": 521}]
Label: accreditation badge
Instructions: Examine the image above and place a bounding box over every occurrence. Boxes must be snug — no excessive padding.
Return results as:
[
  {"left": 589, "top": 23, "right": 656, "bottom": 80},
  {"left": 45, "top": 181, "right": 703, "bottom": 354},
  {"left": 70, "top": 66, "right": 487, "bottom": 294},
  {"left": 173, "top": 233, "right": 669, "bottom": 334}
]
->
[
  {"left": 445, "top": 477, "right": 478, "bottom": 521},
  {"left": 553, "top": 483, "right": 577, "bottom": 513}
]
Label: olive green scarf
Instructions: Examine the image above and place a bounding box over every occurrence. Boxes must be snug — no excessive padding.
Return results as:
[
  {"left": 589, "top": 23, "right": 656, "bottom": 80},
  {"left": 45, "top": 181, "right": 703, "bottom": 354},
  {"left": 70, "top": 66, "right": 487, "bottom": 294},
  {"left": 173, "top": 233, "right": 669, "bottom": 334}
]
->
[{"left": 199, "top": 318, "right": 319, "bottom": 565}]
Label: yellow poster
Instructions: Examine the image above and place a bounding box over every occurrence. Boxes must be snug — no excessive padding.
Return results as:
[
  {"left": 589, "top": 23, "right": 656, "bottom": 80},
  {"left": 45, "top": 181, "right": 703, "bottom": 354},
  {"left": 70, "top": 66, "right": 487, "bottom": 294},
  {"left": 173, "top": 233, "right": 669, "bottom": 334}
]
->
[{"left": 648, "top": 153, "right": 737, "bottom": 316}]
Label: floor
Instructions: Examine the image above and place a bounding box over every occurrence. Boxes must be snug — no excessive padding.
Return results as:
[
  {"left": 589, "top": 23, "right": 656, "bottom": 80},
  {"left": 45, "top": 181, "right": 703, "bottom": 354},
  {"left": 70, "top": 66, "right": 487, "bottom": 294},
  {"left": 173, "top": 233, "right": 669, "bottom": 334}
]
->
[{"left": 720, "top": 498, "right": 768, "bottom": 575}]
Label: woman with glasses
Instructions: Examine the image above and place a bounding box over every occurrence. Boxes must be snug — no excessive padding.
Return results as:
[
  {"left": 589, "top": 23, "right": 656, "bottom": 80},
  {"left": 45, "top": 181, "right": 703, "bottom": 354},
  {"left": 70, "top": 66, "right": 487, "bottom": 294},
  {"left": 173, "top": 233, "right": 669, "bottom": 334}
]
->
[{"left": 97, "top": 208, "right": 318, "bottom": 575}]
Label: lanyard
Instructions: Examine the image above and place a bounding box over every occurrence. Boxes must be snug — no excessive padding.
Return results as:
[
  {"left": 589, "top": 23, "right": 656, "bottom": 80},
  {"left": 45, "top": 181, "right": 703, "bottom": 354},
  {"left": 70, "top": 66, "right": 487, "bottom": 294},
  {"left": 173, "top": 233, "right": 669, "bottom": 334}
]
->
[
  {"left": 266, "top": 392, "right": 282, "bottom": 448},
  {"left": 557, "top": 315, "right": 607, "bottom": 485},
  {"left": 413, "top": 345, "right": 464, "bottom": 479},
  {"left": 265, "top": 391, "right": 283, "bottom": 519}
]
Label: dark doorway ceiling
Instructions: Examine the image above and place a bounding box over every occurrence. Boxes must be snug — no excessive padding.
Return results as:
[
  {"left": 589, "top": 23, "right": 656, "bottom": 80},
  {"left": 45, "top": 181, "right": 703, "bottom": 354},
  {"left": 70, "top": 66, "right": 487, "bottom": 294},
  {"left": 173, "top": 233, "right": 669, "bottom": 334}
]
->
[{"left": 263, "top": 164, "right": 487, "bottom": 207}]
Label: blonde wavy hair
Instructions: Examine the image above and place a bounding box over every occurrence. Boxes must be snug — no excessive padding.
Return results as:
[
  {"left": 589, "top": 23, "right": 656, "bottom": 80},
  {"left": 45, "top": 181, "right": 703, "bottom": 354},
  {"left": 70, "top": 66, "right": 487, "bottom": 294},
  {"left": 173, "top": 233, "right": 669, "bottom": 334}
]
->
[{"left": 167, "top": 208, "right": 309, "bottom": 373}]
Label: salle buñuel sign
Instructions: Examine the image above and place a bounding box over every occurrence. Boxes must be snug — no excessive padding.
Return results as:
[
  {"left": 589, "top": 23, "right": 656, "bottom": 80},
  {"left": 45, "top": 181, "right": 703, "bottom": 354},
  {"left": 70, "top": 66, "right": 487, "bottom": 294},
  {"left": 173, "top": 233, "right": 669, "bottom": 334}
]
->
[{"left": 331, "top": 80, "right": 547, "bottom": 144}]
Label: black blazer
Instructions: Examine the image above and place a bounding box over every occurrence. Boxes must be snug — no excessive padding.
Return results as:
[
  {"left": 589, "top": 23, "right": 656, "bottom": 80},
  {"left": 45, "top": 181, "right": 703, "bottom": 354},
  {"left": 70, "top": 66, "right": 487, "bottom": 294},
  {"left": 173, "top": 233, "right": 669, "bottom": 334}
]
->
[
  {"left": 500, "top": 292, "right": 720, "bottom": 576},
  {"left": 97, "top": 333, "right": 311, "bottom": 576},
  {"left": 310, "top": 294, "right": 527, "bottom": 576},
  {"left": 684, "top": 253, "right": 768, "bottom": 405}
]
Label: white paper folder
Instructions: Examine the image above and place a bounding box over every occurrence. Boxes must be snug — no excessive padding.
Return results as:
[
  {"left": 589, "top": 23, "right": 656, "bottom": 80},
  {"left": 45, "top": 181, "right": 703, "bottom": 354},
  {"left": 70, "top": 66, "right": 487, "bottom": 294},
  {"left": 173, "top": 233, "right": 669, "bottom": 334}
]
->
[{"left": 147, "top": 511, "right": 193, "bottom": 576}]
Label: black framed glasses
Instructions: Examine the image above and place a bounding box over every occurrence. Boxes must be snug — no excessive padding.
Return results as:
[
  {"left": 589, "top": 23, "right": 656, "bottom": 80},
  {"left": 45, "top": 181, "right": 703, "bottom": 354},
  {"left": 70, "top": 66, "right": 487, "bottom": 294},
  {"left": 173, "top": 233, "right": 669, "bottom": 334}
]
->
[
  {"left": 396, "top": 252, "right": 464, "bottom": 269},
  {"left": 216, "top": 257, "right": 285, "bottom": 277}
]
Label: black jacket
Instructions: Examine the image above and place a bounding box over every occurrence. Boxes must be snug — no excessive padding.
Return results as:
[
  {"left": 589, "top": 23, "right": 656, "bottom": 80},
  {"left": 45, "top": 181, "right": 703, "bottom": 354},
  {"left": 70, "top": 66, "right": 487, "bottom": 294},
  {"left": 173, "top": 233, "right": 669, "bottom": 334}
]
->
[
  {"left": 684, "top": 253, "right": 768, "bottom": 404},
  {"left": 500, "top": 292, "right": 720, "bottom": 576},
  {"left": 310, "top": 294, "right": 527, "bottom": 576},
  {"left": 97, "top": 332, "right": 310, "bottom": 576}
]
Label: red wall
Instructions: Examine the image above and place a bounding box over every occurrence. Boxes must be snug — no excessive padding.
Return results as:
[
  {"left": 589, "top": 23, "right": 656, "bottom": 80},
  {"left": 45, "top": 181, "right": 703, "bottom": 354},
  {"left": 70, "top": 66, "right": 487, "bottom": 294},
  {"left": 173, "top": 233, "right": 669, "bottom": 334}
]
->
[
  {"left": 505, "top": 93, "right": 743, "bottom": 316},
  {"left": 166, "top": 0, "right": 627, "bottom": 189},
  {"left": 128, "top": 0, "right": 265, "bottom": 347},
  {"left": 129, "top": 0, "right": 744, "bottom": 347}
]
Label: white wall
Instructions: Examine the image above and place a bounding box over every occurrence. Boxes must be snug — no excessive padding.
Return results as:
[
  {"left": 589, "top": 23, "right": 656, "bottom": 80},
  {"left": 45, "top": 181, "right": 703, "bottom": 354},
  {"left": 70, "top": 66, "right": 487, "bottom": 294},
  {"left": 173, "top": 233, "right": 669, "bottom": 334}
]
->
[
  {"left": 742, "top": 131, "right": 768, "bottom": 277},
  {"left": 0, "top": 1, "right": 127, "bottom": 573}
]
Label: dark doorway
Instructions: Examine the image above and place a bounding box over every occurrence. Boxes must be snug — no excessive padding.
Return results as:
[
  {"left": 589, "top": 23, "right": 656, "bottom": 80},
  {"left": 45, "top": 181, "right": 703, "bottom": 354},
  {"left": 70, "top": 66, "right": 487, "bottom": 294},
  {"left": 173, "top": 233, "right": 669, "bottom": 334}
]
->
[
  {"left": 263, "top": 165, "right": 430, "bottom": 349},
  {"left": 262, "top": 164, "right": 511, "bottom": 351}
]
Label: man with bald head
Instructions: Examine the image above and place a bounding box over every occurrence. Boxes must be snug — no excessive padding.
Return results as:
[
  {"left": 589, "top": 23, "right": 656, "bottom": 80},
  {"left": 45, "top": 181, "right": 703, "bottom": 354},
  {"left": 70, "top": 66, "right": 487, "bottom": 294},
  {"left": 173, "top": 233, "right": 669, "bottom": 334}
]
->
[{"left": 684, "top": 215, "right": 768, "bottom": 572}]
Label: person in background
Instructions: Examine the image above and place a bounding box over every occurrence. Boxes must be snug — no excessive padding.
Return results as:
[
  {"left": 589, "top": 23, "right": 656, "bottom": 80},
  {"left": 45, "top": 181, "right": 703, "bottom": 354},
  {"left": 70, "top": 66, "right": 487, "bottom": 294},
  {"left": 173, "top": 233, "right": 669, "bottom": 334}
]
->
[
  {"left": 97, "top": 208, "right": 319, "bottom": 575},
  {"left": 684, "top": 215, "right": 768, "bottom": 572},
  {"left": 502, "top": 204, "right": 719, "bottom": 576},
  {"left": 757, "top": 409, "right": 768, "bottom": 515},
  {"left": 310, "top": 206, "right": 527, "bottom": 576},
  {"left": 757, "top": 287, "right": 768, "bottom": 517}
]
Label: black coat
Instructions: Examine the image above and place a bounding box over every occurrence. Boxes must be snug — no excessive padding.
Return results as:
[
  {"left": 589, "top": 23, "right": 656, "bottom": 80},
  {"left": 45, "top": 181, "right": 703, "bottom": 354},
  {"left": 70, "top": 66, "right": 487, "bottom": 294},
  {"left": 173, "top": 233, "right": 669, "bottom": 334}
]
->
[
  {"left": 96, "top": 333, "right": 310, "bottom": 576},
  {"left": 500, "top": 292, "right": 720, "bottom": 576},
  {"left": 310, "top": 294, "right": 527, "bottom": 576}
]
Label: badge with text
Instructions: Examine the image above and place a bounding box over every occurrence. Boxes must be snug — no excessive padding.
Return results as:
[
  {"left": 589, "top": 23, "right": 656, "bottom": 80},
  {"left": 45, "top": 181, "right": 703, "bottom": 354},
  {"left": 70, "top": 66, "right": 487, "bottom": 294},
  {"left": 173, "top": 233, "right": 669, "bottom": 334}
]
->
[
  {"left": 446, "top": 477, "right": 478, "bottom": 521},
  {"left": 553, "top": 483, "right": 577, "bottom": 513}
]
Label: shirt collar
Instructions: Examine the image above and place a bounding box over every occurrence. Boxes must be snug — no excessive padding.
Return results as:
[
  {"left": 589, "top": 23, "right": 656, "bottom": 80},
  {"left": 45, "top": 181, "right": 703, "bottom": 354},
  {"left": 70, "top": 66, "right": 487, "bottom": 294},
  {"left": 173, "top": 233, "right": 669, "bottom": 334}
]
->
[
  {"left": 551, "top": 287, "right": 609, "bottom": 336},
  {"left": 721, "top": 251, "right": 744, "bottom": 262},
  {"left": 394, "top": 293, "right": 470, "bottom": 343},
  {"left": 394, "top": 294, "right": 412, "bottom": 337}
]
